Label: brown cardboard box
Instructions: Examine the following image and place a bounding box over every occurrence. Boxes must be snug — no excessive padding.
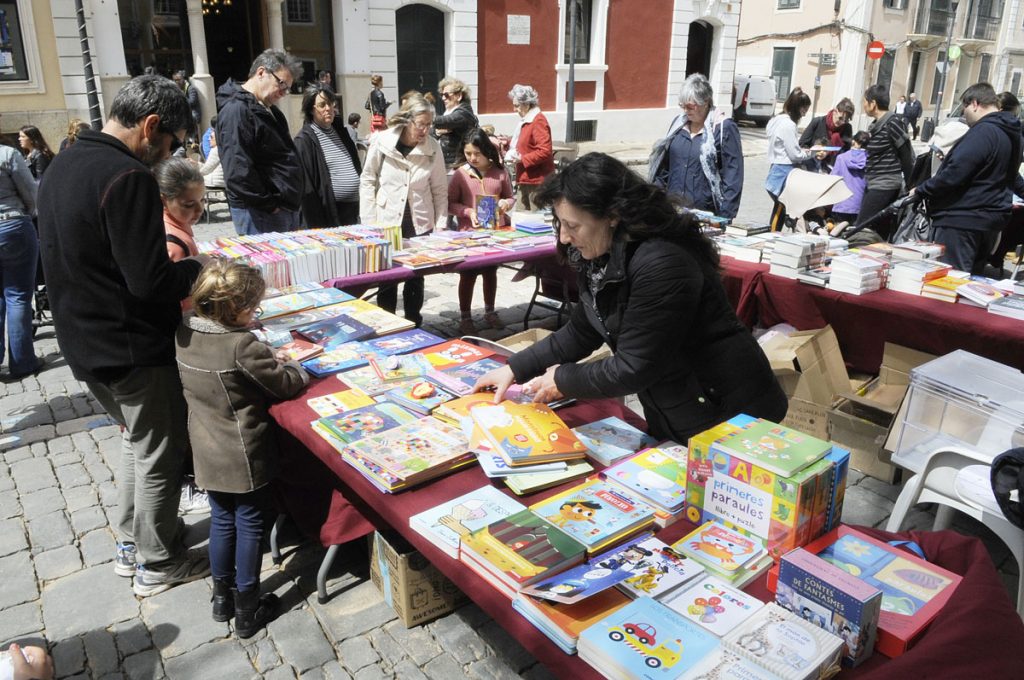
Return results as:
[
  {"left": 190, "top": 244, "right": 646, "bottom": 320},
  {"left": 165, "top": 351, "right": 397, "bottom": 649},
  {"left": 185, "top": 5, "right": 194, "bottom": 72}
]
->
[
  {"left": 830, "top": 344, "right": 938, "bottom": 483},
  {"left": 369, "top": 531, "right": 468, "bottom": 628},
  {"left": 760, "top": 326, "right": 850, "bottom": 440},
  {"left": 497, "top": 328, "right": 611, "bottom": 363}
]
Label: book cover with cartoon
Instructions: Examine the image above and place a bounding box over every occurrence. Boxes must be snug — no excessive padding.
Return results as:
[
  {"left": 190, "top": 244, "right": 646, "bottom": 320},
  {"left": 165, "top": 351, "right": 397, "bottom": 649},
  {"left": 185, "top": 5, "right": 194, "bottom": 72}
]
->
[
  {"left": 573, "top": 416, "right": 659, "bottom": 465},
  {"left": 409, "top": 485, "right": 525, "bottom": 558},
  {"left": 318, "top": 402, "right": 418, "bottom": 444},
  {"left": 306, "top": 389, "right": 375, "bottom": 418},
  {"left": 475, "top": 194, "right": 500, "bottom": 229},
  {"left": 675, "top": 521, "right": 765, "bottom": 574},
  {"left": 469, "top": 401, "right": 587, "bottom": 464},
  {"left": 369, "top": 354, "right": 434, "bottom": 383},
  {"left": 363, "top": 328, "right": 446, "bottom": 356},
  {"left": 337, "top": 365, "right": 418, "bottom": 397},
  {"left": 418, "top": 339, "right": 496, "bottom": 370},
  {"left": 527, "top": 479, "right": 656, "bottom": 551},
  {"left": 383, "top": 380, "right": 457, "bottom": 416},
  {"left": 296, "top": 314, "right": 376, "bottom": 349},
  {"left": 617, "top": 537, "right": 705, "bottom": 601},
  {"left": 512, "top": 588, "right": 632, "bottom": 653},
  {"left": 343, "top": 417, "right": 469, "bottom": 484},
  {"left": 665, "top": 575, "right": 765, "bottom": 637},
  {"left": 437, "top": 357, "right": 504, "bottom": 390},
  {"left": 712, "top": 419, "right": 831, "bottom": 478},
  {"left": 521, "top": 535, "right": 654, "bottom": 604},
  {"left": 301, "top": 341, "right": 379, "bottom": 377},
  {"left": 602, "top": 445, "right": 689, "bottom": 512}
]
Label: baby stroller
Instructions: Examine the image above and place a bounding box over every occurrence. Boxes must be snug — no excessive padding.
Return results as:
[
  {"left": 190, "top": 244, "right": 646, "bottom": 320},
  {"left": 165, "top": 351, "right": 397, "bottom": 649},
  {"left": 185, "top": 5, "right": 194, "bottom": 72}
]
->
[{"left": 769, "top": 169, "right": 853, "bottom": 234}]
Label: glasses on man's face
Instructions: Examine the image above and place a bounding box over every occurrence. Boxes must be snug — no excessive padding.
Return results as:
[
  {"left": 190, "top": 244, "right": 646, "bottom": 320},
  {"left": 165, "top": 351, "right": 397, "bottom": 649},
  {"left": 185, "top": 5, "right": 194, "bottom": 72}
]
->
[{"left": 267, "top": 69, "right": 290, "bottom": 93}]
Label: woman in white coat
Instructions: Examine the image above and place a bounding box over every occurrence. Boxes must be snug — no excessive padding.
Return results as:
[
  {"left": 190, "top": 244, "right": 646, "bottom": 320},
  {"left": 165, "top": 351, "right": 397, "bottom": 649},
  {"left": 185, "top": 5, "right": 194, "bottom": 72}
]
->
[{"left": 359, "top": 93, "right": 447, "bottom": 326}]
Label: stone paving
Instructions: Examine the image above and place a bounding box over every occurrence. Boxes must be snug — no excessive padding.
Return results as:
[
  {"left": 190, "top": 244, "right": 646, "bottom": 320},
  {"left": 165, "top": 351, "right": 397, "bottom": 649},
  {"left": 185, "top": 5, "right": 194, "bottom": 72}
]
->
[{"left": 2, "top": 137, "right": 1015, "bottom": 679}]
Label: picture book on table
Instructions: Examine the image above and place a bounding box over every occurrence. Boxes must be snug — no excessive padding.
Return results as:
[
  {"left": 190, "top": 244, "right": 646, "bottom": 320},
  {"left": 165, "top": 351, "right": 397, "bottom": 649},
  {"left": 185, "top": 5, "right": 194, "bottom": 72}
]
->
[
  {"left": 408, "top": 485, "right": 525, "bottom": 559},
  {"left": 711, "top": 418, "right": 832, "bottom": 478},
  {"left": 504, "top": 460, "right": 595, "bottom": 496},
  {"left": 334, "top": 298, "right": 416, "bottom": 336},
  {"left": 476, "top": 452, "right": 566, "bottom": 478},
  {"left": 295, "top": 314, "right": 376, "bottom": 348},
  {"left": 460, "top": 508, "right": 587, "bottom": 588},
  {"left": 276, "top": 339, "right": 324, "bottom": 363},
  {"left": 721, "top": 603, "right": 843, "bottom": 680},
  {"left": 470, "top": 401, "right": 587, "bottom": 464},
  {"left": 776, "top": 547, "right": 882, "bottom": 667},
  {"left": 336, "top": 365, "right": 417, "bottom": 397},
  {"left": 678, "top": 648, "right": 782, "bottom": 680},
  {"left": 369, "top": 354, "right": 434, "bottom": 383},
  {"left": 521, "top": 534, "right": 655, "bottom": 604},
  {"left": 301, "top": 342, "right": 379, "bottom": 377},
  {"left": 257, "top": 293, "right": 315, "bottom": 319},
  {"left": 664, "top": 575, "right": 765, "bottom": 637},
  {"left": 475, "top": 194, "right": 500, "bottom": 229},
  {"left": 382, "top": 380, "right": 457, "bottom": 416},
  {"left": 362, "top": 329, "right": 446, "bottom": 356},
  {"left": 615, "top": 536, "right": 706, "bottom": 601},
  {"left": 573, "top": 416, "right": 660, "bottom": 466},
  {"left": 259, "top": 305, "right": 349, "bottom": 333},
  {"left": 527, "top": 478, "right": 656, "bottom": 552},
  {"left": 675, "top": 521, "right": 765, "bottom": 576},
  {"left": 602, "top": 443, "right": 689, "bottom": 513},
  {"left": 317, "top": 402, "right": 418, "bottom": 445},
  {"left": 305, "top": 389, "right": 375, "bottom": 418},
  {"left": 417, "top": 339, "right": 497, "bottom": 370},
  {"left": 263, "top": 281, "right": 324, "bottom": 299},
  {"left": 512, "top": 589, "right": 632, "bottom": 654},
  {"left": 436, "top": 356, "right": 504, "bottom": 390},
  {"left": 577, "top": 597, "right": 720, "bottom": 679},
  {"left": 299, "top": 287, "right": 355, "bottom": 308},
  {"left": 343, "top": 417, "right": 470, "bottom": 487},
  {"left": 800, "top": 526, "right": 961, "bottom": 657}
]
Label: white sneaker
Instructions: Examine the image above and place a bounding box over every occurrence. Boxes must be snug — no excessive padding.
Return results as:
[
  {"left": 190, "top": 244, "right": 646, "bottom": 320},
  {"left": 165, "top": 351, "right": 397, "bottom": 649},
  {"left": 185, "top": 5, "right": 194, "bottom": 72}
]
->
[
  {"left": 133, "top": 548, "right": 211, "bottom": 597},
  {"left": 178, "top": 483, "right": 211, "bottom": 515}
]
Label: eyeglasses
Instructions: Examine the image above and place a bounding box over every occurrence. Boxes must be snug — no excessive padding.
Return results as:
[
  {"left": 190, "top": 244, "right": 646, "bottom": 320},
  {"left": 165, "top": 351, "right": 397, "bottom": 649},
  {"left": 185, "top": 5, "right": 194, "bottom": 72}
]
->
[
  {"left": 411, "top": 121, "right": 431, "bottom": 131},
  {"left": 266, "top": 69, "right": 290, "bottom": 93},
  {"left": 441, "top": 91, "right": 455, "bottom": 100}
]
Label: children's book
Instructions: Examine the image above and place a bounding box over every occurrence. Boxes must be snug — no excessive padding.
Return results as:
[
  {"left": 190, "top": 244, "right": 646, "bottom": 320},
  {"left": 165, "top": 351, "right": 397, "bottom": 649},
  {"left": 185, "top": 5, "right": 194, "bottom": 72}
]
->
[
  {"left": 664, "top": 575, "right": 765, "bottom": 637},
  {"left": 459, "top": 508, "right": 587, "bottom": 589},
  {"left": 470, "top": 401, "right": 587, "bottom": 466},
  {"left": 382, "top": 380, "right": 457, "bottom": 416},
  {"left": 300, "top": 287, "right": 355, "bottom": 308},
  {"left": 577, "top": 597, "right": 720, "bottom": 679},
  {"left": 521, "top": 534, "right": 654, "bottom": 604},
  {"left": 602, "top": 443, "right": 688, "bottom": 513},
  {"left": 527, "top": 478, "right": 656, "bottom": 554},
  {"left": 674, "top": 521, "right": 766, "bottom": 577},
  {"left": 678, "top": 648, "right": 782, "bottom": 680},
  {"left": 512, "top": 589, "right": 632, "bottom": 654},
  {"left": 318, "top": 402, "right": 419, "bottom": 444},
  {"left": 295, "top": 314, "right": 376, "bottom": 348},
  {"left": 301, "top": 342, "right": 378, "bottom": 377},
  {"left": 573, "top": 416, "right": 659, "bottom": 466},
  {"left": 504, "top": 460, "right": 595, "bottom": 496},
  {"left": 336, "top": 298, "right": 416, "bottom": 336},
  {"left": 342, "top": 417, "right": 471, "bottom": 489},
  {"left": 369, "top": 354, "right": 434, "bottom": 383},
  {"left": 250, "top": 326, "right": 295, "bottom": 347},
  {"left": 438, "top": 357, "right": 504, "bottom": 391},
  {"left": 776, "top": 548, "right": 882, "bottom": 667},
  {"left": 263, "top": 281, "right": 324, "bottom": 299},
  {"left": 615, "top": 537, "right": 706, "bottom": 601},
  {"left": 362, "top": 329, "right": 446, "bottom": 356},
  {"left": 417, "top": 339, "right": 496, "bottom": 370},
  {"left": 259, "top": 306, "right": 343, "bottom": 332},
  {"left": 257, "top": 293, "right": 315, "bottom": 320},
  {"left": 475, "top": 194, "right": 500, "bottom": 229},
  {"left": 408, "top": 485, "right": 525, "bottom": 559},
  {"left": 336, "top": 365, "right": 417, "bottom": 397},
  {"left": 721, "top": 603, "right": 843, "bottom": 680},
  {"left": 711, "top": 419, "right": 832, "bottom": 478},
  {"left": 276, "top": 339, "right": 324, "bottom": 362},
  {"left": 305, "top": 389, "right": 376, "bottom": 418},
  {"left": 797, "top": 526, "right": 961, "bottom": 658},
  {"left": 477, "top": 452, "right": 567, "bottom": 478}
]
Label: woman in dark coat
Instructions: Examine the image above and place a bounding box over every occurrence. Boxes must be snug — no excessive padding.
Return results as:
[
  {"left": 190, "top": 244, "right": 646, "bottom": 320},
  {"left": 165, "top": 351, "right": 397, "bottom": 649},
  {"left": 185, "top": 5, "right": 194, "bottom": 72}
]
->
[
  {"left": 475, "top": 153, "right": 787, "bottom": 444},
  {"left": 293, "top": 83, "right": 362, "bottom": 227},
  {"left": 433, "top": 77, "right": 478, "bottom": 169}
]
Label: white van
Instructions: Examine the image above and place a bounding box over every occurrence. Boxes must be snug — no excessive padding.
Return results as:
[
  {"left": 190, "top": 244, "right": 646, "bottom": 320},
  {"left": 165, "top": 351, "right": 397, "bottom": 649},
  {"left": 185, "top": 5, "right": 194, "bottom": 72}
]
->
[{"left": 732, "top": 75, "right": 776, "bottom": 127}]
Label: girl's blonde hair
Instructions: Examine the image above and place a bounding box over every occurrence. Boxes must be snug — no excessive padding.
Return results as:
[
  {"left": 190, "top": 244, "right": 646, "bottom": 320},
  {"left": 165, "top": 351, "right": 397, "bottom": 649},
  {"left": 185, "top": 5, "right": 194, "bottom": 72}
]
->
[{"left": 190, "top": 258, "right": 266, "bottom": 327}]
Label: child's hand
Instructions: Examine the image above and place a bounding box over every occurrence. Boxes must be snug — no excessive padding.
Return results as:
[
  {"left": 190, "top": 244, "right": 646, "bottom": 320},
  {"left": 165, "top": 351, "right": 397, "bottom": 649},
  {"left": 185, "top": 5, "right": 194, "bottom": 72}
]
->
[
  {"left": 497, "top": 199, "right": 511, "bottom": 213},
  {"left": 274, "top": 350, "right": 290, "bottom": 363}
]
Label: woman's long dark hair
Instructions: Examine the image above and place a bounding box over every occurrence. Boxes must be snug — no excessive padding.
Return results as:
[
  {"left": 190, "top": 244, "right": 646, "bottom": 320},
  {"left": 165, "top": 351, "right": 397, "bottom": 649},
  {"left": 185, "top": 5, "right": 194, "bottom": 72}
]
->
[
  {"left": 534, "top": 152, "right": 719, "bottom": 267},
  {"left": 462, "top": 128, "right": 502, "bottom": 169},
  {"left": 20, "top": 125, "right": 54, "bottom": 160}
]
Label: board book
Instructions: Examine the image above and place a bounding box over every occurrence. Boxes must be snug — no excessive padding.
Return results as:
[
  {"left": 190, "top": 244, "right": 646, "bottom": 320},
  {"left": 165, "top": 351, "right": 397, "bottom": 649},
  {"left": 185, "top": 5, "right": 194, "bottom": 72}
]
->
[
  {"left": 573, "top": 416, "right": 659, "bottom": 466},
  {"left": 710, "top": 418, "right": 832, "bottom": 478},
  {"left": 678, "top": 648, "right": 783, "bottom": 680},
  {"left": 408, "top": 485, "right": 524, "bottom": 559},
  {"left": 512, "top": 589, "right": 632, "bottom": 654},
  {"left": 664, "top": 575, "right": 765, "bottom": 638},
  {"left": 476, "top": 453, "right": 566, "bottom": 478},
  {"left": 336, "top": 365, "right": 418, "bottom": 397},
  {"left": 305, "top": 389, "right": 375, "bottom": 418},
  {"left": 721, "top": 603, "right": 843, "bottom": 680},
  {"left": 341, "top": 417, "right": 471, "bottom": 490},
  {"left": 300, "top": 342, "right": 379, "bottom": 377},
  {"left": 295, "top": 314, "right": 376, "bottom": 348},
  {"left": 436, "top": 357, "right": 504, "bottom": 393},
  {"left": 527, "top": 478, "right": 657, "bottom": 553},
  {"left": 614, "top": 536, "right": 706, "bottom": 601},
  {"left": 602, "top": 443, "right": 688, "bottom": 514},
  {"left": 416, "top": 339, "right": 496, "bottom": 370},
  {"left": 674, "top": 520, "right": 766, "bottom": 578},
  {"left": 317, "top": 402, "right": 418, "bottom": 445},
  {"left": 276, "top": 339, "right": 324, "bottom": 363},
  {"left": 381, "top": 380, "right": 457, "bottom": 416},
  {"left": 776, "top": 547, "right": 882, "bottom": 667},
  {"left": 362, "top": 329, "right": 446, "bottom": 356},
  {"left": 521, "top": 534, "right": 655, "bottom": 604},
  {"left": 369, "top": 354, "right": 434, "bottom": 383},
  {"left": 504, "top": 460, "right": 595, "bottom": 495},
  {"left": 470, "top": 401, "right": 587, "bottom": 466}
]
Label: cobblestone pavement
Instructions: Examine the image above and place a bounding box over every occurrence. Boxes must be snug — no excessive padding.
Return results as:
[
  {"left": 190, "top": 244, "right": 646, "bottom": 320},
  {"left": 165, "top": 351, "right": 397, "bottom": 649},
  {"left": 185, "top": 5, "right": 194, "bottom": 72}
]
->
[{"left": 2, "top": 139, "right": 1014, "bottom": 679}]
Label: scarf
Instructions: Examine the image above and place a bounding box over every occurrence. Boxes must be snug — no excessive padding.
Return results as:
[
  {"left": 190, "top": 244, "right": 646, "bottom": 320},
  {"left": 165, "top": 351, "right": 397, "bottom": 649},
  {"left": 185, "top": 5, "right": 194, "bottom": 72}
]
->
[
  {"left": 824, "top": 110, "right": 844, "bottom": 149},
  {"left": 692, "top": 110, "right": 725, "bottom": 213}
]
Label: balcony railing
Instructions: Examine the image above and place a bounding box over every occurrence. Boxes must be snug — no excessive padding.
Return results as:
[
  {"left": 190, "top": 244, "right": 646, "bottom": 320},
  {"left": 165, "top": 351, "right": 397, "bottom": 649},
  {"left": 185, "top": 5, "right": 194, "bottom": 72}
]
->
[
  {"left": 914, "top": 2, "right": 956, "bottom": 36},
  {"left": 963, "top": 6, "right": 1001, "bottom": 41}
]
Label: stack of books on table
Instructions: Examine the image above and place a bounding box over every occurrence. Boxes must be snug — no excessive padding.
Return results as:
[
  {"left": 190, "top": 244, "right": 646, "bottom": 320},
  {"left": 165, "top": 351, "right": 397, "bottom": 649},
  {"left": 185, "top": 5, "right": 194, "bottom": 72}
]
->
[
  {"left": 715, "top": 234, "right": 774, "bottom": 263},
  {"left": 890, "top": 240, "right": 945, "bottom": 261},
  {"left": 515, "top": 219, "right": 554, "bottom": 235},
  {"left": 673, "top": 520, "right": 773, "bottom": 589},
  {"left": 955, "top": 278, "right": 1006, "bottom": 308},
  {"left": 886, "top": 259, "right": 951, "bottom": 295},
  {"left": 988, "top": 294, "right": 1024, "bottom": 320},
  {"left": 408, "top": 485, "right": 525, "bottom": 558},
  {"left": 468, "top": 400, "right": 589, "bottom": 468},
  {"left": 921, "top": 274, "right": 970, "bottom": 303},
  {"left": 768, "top": 234, "right": 829, "bottom": 279},
  {"left": 513, "top": 588, "right": 632, "bottom": 654},
  {"left": 313, "top": 401, "right": 419, "bottom": 445},
  {"left": 257, "top": 286, "right": 354, "bottom": 320},
  {"left": 723, "top": 222, "right": 771, "bottom": 237},
  {"left": 827, "top": 253, "right": 888, "bottom": 294},
  {"left": 572, "top": 416, "right": 659, "bottom": 466},
  {"left": 601, "top": 442, "right": 688, "bottom": 525},
  {"left": 260, "top": 298, "right": 415, "bottom": 336}
]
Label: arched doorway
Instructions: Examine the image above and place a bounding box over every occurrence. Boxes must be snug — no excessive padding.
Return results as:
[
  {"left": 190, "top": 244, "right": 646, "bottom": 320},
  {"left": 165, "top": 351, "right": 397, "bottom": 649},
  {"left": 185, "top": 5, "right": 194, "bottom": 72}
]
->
[
  {"left": 396, "top": 5, "right": 446, "bottom": 113},
  {"left": 686, "top": 20, "right": 713, "bottom": 78}
]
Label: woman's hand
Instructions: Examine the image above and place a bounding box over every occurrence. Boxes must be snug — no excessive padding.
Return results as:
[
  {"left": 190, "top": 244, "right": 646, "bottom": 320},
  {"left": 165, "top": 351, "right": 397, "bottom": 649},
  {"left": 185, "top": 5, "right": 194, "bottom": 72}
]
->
[
  {"left": 473, "top": 365, "right": 516, "bottom": 403},
  {"left": 522, "top": 365, "right": 564, "bottom": 404}
]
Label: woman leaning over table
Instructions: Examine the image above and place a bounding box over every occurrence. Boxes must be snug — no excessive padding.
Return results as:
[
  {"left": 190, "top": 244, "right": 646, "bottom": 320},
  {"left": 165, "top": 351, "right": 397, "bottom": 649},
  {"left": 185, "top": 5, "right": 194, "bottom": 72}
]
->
[
  {"left": 507, "top": 84, "right": 555, "bottom": 211},
  {"left": 649, "top": 73, "right": 743, "bottom": 220},
  {"left": 294, "top": 83, "right": 362, "bottom": 227},
  {"left": 474, "top": 153, "right": 788, "bottom": 444},
  {"left": 359, "top": 93, "right": 447, "bottom": 327}
]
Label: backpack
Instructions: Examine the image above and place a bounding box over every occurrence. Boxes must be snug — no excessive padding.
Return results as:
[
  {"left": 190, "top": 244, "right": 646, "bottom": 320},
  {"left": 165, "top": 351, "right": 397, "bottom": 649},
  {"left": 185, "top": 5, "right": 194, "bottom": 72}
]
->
[{"left": 992, "top": 448, "right": 1024, "bottom": 529}]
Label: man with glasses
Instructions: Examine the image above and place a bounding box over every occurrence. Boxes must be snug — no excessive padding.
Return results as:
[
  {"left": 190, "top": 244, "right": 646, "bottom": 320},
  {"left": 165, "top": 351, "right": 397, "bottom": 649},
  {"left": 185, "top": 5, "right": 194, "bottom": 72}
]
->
[
  {"left": 216, "top": 49, "right": 305, "bottom": 234},
  {"left": 799, "top": 97, "right": 856, "bottom": 162},
  {"left": 37, "top": 75, "right": 211, "bottom": 596}
]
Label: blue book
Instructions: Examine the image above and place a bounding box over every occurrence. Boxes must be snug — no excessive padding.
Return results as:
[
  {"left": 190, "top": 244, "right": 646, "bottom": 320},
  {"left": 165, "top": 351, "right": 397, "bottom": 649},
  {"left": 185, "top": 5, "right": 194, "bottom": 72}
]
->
[
  {"left": 521, "top": 534, "right": 654, "bottom": 604},
  {"left": 300, "top": 341, "right": 378, "bottom": 377},
  {"left": 362, "top": 329, "right": 446, "bottom": 356},
  {"left": 573, "top": 416, "right": 659, "bottom": 466},
  {"left": 578, "top": 597, "right": 720, "bottom": 678},
  {"left": 299, "top": 287, "right": 355, "bottom": 308},
  {"left": 439, "top": 357, "right": 505, "bottom": 390},
  {"left": 475, "top": 195, "right": 500, "bottom": 229},
  {"left": 296, "top": 314, "right": 376, "bottom": 348}
]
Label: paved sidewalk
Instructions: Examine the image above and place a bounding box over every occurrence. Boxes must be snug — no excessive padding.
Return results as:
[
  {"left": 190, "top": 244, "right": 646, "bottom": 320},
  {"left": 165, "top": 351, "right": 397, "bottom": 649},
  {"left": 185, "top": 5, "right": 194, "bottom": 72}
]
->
[{"left": 2, "top": 141, "right": 1014, "bottom": 679}]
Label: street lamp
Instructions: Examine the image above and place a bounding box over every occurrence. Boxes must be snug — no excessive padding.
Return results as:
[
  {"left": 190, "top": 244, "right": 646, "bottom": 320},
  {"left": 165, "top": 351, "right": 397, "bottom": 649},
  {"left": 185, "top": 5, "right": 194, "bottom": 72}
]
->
[{"left": 932, "top": 0, "right": 960, "bottom": 132}]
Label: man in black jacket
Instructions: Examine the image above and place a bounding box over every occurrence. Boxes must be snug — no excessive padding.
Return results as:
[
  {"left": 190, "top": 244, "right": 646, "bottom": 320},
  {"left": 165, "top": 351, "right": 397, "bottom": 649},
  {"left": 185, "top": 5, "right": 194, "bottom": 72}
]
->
[
  {"left": 905, "top": 93, "right": 923, "bottom": 140},
  {"left": 216, "top": 49, "right": 304, "bottom": 235},
  {"left": 37, "top": 76, "right": 210, "bottom": 596},
  {"left": 914, "top": 83, "right": 1022, "bottom": 273}
]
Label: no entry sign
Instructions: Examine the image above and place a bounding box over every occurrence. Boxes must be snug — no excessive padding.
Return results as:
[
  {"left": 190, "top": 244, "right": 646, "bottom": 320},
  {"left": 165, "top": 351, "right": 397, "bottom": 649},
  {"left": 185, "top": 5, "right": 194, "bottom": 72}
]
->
[{"left": 867, "top": 41, "right": 886, "bottom": 59}]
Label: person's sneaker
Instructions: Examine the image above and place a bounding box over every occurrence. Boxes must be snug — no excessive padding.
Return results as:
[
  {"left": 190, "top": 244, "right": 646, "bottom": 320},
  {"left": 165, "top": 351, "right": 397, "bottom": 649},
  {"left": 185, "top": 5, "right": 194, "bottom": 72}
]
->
[
  {"left": 132, "top": 548, "right": 211, "bottom": 597},
  {"left": 115, "top": 542, "right": 137, "bottom": 577},
  {"left": 178, "top": 482, "right": 211, "bottom": 515}
]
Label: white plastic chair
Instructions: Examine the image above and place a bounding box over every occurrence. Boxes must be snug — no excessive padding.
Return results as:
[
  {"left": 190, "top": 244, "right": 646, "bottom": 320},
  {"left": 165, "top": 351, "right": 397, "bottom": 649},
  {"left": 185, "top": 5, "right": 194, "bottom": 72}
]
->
[{"left": 886, "top": 445, "right": 1024, "bottom": 617}]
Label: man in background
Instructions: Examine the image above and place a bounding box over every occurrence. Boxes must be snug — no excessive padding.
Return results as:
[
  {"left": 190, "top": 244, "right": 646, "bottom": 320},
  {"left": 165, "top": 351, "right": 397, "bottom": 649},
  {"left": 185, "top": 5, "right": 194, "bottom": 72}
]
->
[{"left": 905, "top": 93, "right": 923, "bottom": 140}]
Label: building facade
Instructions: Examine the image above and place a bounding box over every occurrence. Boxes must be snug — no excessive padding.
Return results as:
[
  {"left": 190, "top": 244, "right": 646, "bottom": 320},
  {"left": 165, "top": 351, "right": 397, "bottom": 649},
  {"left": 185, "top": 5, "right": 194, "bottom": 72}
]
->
[
  {"left": 0, "top": 0, "right": 744, "bottom": 149},
  {"left": 737, "top": 0, "right": 1024, "bottom": 132}
]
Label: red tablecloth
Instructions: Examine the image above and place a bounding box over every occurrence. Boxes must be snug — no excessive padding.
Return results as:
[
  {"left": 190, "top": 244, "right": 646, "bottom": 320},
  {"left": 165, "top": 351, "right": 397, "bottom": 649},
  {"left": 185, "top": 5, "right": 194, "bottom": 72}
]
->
[
  {"left": 719, "top": 258, "right": 1024, "bottom": 374},
  {"left": 269, "top": 376, "right": 1024, "bottom": 678}
]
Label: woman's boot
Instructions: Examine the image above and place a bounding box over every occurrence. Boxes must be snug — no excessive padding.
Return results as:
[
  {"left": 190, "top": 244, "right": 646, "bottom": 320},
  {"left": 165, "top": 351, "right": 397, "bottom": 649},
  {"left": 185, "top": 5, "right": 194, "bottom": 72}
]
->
[
  {"left": 233, "top": 587, "right": 280, "bottom": 639},
  {"left": 211, "top": 578, "right": 234, "bottom": 622}
]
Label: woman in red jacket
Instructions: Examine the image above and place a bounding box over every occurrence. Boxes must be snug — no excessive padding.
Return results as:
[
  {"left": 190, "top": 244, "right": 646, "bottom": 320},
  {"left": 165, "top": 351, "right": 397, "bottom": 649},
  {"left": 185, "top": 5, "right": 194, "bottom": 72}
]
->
[{"left": 507, "top": 84, "right": 555, "bottom": 211}]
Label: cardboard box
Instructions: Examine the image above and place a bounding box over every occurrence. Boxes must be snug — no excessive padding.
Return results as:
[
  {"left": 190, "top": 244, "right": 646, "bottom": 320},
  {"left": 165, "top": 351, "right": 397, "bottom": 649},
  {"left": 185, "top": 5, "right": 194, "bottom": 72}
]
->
[
  {"left": 497, "top": 328, "right": 611, "bottom": 364},
  {"left": 760, "top": 326, "right": 850, "bottom": 440},
  {"left": 829, "top": 344, "right": 937, "bottom": 483},
  {"left": 369, "top": 531, "right": 469, "bottom": 627}
]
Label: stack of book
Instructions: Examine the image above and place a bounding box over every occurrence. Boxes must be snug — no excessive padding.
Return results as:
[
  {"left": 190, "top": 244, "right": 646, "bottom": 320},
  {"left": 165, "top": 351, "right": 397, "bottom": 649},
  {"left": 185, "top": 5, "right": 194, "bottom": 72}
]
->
[
  {"left": 504, "top": 460, "right": 595, "bottom": 495},
  {"left": 827, "top": 253, "right": 888, "bottom": 294},
  {"left": 887, "top": 260, "right": 951, "bottom": 296},
  {"left": 796, "top": 264, "right": 832, "bottom": 287},
  {"left": 572, "top": 416, "right": 659, "bottom": 466},
  {"left": 720, "top": 604, "right": 844, "bottom": 678},
  {"left": 601, "top": 443, "right": 688, "bottom": 522},
  {"left": 673, "top": 521, "right": 772, "bottom": 589},
  {"left": 515, "top": 220, "right": 554, "bottom": 235},
  {"left": 988, "top": 294, "right": 1024, "bottom": 319},
  {"left": 313, "top": 401, "right": 418, "bottom": 446},
  {"left": 768, "top": 235, "right": 828, "bottom": 279},
  {"left": 723, "top": 222, "right": 771, "bottom": 237},
  {"left": 408, "top": 485, "right": 525, "bottom": 558},
  {"left": 469, "top": 400, "right": 588, "bottom": 468},
  {"left": 956, "top": 279, "right": 1006, "bottom": 307},
  {"left": 513, "top": 589, "right": 632, "bottom": 654},
  {"left": 662, "top": 575, "right": 766, "bottom": 637},
  {"left": 527, "top": 478, "right": 657, "bottom": 554},
  {"left": 891, "top": 240, "right": 945, "bottom": 261},
  {"left": 715, "top": 234, "right": 774, "bottom": 263},
  {"left": 921, "top": 274, "right": 970, "bottom": 303}
]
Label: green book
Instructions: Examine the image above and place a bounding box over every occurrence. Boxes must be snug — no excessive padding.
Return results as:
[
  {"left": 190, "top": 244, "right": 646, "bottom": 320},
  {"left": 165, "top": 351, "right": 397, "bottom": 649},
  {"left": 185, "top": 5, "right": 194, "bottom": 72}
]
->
[{"left": 710, "top": 418, "right": 831, "bottom": 478}]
